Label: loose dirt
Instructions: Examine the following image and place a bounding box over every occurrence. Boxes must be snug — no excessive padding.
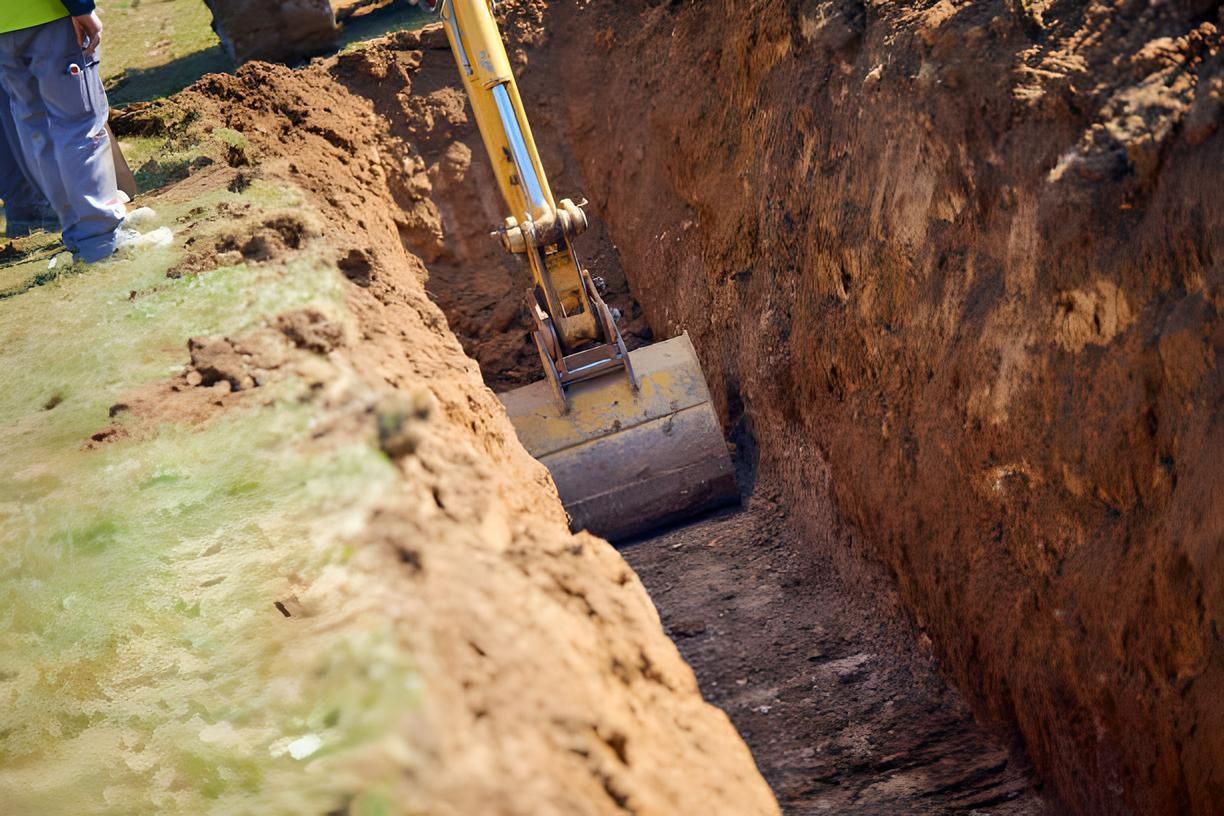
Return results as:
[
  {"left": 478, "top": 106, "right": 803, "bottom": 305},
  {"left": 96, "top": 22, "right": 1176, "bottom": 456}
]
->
[
  {"left": 97, "top": 27, "right": 782, "bottom": 815},
  {"left": 626, "top": 483, "right": 1049, "bottom": 815}
]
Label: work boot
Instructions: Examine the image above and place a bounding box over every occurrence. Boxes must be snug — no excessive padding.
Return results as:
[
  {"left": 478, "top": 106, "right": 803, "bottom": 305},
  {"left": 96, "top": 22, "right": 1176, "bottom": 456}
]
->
[
  {"left": 78, "top": 208, "right": 173, "bottom": 264},
  {"left": 113, "top": 206, "right": 173, "bottom": 257},
  {"left": 74, "top": 224, "right": 174, "bottom": 265}
]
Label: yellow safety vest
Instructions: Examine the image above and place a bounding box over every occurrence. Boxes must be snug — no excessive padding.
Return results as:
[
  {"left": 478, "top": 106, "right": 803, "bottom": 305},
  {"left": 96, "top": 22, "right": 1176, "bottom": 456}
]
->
[{"left": 1, "top": 1, "right": 69, "bottom": 35}]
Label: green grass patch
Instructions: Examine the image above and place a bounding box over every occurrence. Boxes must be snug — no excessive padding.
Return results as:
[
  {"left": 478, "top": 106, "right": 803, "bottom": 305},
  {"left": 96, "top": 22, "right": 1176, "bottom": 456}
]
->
[
  {"left": 102, "top": 0, "right": 230, "bottom": 106},
  {"left": 338, "top": 3, "right": 434, "bottom": 54},
  {"left": 101, "top": 0, "right": 435, "bottom": 106},
  {"left": 0, "top": 179, "right": 417, "bottom": 815}
]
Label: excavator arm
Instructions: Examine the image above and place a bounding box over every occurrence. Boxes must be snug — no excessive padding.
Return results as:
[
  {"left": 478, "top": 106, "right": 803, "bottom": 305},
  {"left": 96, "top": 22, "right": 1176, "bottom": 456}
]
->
[
  {"left": 423, "top": 0, "right": 737, "bottom": 541},
  {"left": 434, "top": 0, "right": 635, "bottom": 405}
]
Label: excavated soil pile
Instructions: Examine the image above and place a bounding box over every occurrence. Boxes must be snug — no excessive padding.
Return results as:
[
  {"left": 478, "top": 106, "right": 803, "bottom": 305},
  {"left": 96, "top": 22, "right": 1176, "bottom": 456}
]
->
[
  {"left": 112, "top": 33, "right": 779, "bottom": 815},
  {"left": 531, "top": 1, "right": 1220, "bottom": 815}
]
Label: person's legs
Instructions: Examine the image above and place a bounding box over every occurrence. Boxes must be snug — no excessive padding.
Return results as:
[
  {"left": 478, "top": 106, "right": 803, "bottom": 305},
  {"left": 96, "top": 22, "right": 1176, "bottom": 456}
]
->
[
  {"left": 0, "top": 84, "right": 57, "bottom": 237},
  {"left": 0, "top": 18, "right": 122, "bottom": 260}
]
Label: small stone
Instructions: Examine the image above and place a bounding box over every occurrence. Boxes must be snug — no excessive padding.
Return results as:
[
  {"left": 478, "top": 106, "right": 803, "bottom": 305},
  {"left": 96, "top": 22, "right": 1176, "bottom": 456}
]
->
[
  {"left": 407, "top": 385, "right": 436, "bottom": 421},
  {"left": 377, "top": 393, "right": 430, "bottom": 458}
]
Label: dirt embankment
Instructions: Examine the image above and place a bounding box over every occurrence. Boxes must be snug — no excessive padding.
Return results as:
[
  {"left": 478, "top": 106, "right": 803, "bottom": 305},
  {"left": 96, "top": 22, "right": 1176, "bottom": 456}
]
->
[
  {"left": 114, "top": 33, "right": 779, "bottom": 814},
  {"left": 533, "top": 1, "right": 1222, "bottom": 814}
]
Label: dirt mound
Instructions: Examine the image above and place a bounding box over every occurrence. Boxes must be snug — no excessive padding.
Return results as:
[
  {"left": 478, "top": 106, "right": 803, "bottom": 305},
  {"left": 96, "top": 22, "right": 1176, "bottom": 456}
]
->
[
  {"left": 110, "top": 33, "right": 779, "bottom": 815},
  {"left": 206, "top": 0, "right": 339, "bottom": 64},
  {"left": 537, "top": 1, "right": 1222, "bottom": 814}
]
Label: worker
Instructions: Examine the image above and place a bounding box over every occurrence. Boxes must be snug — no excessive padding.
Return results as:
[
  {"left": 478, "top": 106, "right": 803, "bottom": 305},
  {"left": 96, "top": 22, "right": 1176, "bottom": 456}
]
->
[
  {"left": 0, "top": 1, "right": 168, "bottom": 262},
  {"left": 0, "top": 85, "right": 57, "bottom": 238}
]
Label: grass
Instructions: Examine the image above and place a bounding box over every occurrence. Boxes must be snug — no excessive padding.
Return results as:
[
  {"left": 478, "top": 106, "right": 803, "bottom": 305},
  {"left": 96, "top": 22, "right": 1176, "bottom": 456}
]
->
[
  {"left": 102, "top": 0, "right": 433, "bottom": 105},
  {"left": 0, "top": 6, "right": 454, "bottom": 811},
  {"left": 339, "top": 3, "right": 434, "bottom": 53},
  {"left": 102, "top": 0, "right": 230, "bottom": 105},
  {"left": 0, "top": 166, "right": 417, "bottom": 815}
]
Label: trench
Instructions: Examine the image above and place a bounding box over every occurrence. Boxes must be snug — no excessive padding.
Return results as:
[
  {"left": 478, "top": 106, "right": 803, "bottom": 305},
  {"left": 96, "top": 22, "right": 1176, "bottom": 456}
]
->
[
  {"left": 432, "top": 183, "right": 1055, "bottom": 808},
  {"left": 375, "top": 20, "right": 1057, "bottom": 816},
  {"left": 309, "top": 2, "right": 1219, "bottom": 812},
  {"left": 623, "top": 495, "right": 1047, "bottom": 814},
  {"left": 433, "top": 242, "right": 1056, "bottom": 810},
  {"left": 5, "top": 0, "right": 1212, "bottom": 810}
]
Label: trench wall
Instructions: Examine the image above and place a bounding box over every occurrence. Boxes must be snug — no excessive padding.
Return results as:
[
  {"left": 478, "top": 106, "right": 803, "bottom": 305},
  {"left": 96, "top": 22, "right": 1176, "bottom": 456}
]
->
[
  {"left": 543, "top": 1, "right": 1223, "bottom": 813},
  {"left": 97, "top": 37, "right": 784, "bottom": 816}
]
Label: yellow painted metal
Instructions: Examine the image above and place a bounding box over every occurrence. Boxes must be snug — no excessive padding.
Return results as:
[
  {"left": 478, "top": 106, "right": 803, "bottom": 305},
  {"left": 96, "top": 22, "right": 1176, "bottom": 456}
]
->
[
  {"left": 500, "top": 334, "right": 739, "bottom": 540},
  {"left": 505, "top": 334, "right": 713, "bottom": 455},
  {"left": 438, "top": 0, "right": 553, "bottom": 222},
  {"left": 437, "top": 0, "right": 596, "bottom": 348}
]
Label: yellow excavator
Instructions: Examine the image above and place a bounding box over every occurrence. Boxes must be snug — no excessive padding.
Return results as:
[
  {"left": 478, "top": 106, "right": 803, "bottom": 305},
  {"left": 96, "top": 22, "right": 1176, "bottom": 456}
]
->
[
  {"left": 199, "top": 0, "right": 734, "bottom": 539},
  {"left": 424, "top": 0, "right": 736, "bottom": 541}
]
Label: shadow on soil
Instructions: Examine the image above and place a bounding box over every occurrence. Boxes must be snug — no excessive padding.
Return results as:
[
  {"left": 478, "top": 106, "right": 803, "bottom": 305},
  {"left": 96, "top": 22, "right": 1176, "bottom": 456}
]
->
[
  {"left": 108, "top": 46, "right": 234, "bottom": 106},
  {"left": 107, "top": 3, "right": 431, "bottom": 108}
]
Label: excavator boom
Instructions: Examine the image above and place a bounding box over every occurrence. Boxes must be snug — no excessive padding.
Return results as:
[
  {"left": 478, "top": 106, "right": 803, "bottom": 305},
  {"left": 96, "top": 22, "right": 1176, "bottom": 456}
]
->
[{"left": 432, "top": 0, "right": 737, "bottom": 540}]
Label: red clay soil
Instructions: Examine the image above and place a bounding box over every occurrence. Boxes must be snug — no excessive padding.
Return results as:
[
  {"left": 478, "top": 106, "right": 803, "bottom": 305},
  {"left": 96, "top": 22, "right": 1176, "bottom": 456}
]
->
[{"left": 536, "top": 1, "right": 1223, "bottom": 815}]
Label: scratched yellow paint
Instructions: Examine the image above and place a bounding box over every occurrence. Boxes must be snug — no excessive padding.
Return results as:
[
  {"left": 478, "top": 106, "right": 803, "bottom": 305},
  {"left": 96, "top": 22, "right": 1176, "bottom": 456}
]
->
[{"left": 500, "top": 333, "right": 715, "bottom": 456}]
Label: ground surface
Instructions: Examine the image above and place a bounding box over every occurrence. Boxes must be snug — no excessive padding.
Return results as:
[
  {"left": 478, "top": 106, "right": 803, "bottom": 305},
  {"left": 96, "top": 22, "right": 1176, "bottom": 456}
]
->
[
  {"left": 1, "top": 172, "right": 426, "bottom": 814},
  {"left": 626, "top": 490, "right": 1051, "bottom": 815},
  {"left": 1, "top": 1, "right": 1217, "bottom": 814},
  {"left": 0, "top": 17, "right": 780, "bottom": 816}
]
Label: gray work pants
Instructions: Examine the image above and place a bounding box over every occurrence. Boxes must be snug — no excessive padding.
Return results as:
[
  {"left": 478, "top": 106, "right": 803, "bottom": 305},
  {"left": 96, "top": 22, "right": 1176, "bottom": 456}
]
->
[
  {"left": 0, "top": 17, "right": 123, "bottom": 261},
  {"left": 0, "top": 83, "right": 55, "bottom": 237}
]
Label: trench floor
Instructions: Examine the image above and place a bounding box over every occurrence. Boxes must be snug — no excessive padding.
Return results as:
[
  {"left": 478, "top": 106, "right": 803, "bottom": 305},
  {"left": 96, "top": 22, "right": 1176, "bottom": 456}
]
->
[{"left": 622, "top": 483, "right": 1056, "bottom": 815}]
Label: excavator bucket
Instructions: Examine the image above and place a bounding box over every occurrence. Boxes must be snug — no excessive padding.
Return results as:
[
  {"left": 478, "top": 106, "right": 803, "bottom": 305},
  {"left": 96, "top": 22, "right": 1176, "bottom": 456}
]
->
[{"left": 500, "top": 333, "right": 738, "bottom": 542}]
